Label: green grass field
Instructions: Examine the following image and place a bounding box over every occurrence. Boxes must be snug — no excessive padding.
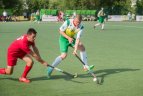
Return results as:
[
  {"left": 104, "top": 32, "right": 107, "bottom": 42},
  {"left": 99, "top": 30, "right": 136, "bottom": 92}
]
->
[{"left": 0, "top": 21, "right": 143, "bottom": 96}]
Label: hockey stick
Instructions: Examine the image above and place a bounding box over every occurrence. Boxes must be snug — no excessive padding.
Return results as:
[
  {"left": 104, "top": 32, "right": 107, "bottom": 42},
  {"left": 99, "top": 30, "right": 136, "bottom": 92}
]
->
[
  {"left": 74, "top": 54, "right": 97, "bottom": 79},
  {"left": 48, "top": 65, "right": 77, "bottom": 78}
]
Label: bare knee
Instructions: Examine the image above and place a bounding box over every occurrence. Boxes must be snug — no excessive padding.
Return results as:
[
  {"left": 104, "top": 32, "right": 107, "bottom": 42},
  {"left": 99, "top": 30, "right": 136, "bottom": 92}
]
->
[
  {"left": 22, "top": 55, "right": 34, "bottom": 66},
  {"left": 5, "top": 68, "right": 13, "bottom": 75},
  {"left": 78, "top": 44, "right": 85, "bottom": 51},
  {"left": 60, "top": 53, "right": 67, "bottom": 60},
  {"left": 6, "top": 71, "right": 13, "bottom": 75},
  {"left": 26, "top": 59, "right": 34, "bottom": 66}
]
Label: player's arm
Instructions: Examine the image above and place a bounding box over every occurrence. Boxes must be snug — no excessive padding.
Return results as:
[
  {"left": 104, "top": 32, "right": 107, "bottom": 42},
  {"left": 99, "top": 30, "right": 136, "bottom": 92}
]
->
[
  {"left": 59, "top": 20, "right": 73, "bottom": 43},
  {"left": 73, "top": 29, "right": 83, "bottom": 54},
  {"left": 32, "top": 44, "right": 40, "bottom": 57},
  {"left": 21, "top": 40, "right": 49, "bottom": 66},
  {"left": 30, "top": 45, "right": 48, "bottom": 66},
  {"left": 98, "top": 11, "right": 101, "bottom": 17}
]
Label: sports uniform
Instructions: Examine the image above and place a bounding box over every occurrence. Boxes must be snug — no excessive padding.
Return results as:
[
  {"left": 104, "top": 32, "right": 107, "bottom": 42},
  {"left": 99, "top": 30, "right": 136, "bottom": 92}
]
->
[
  {"left": 47, "top": 17, "right": 94, "bottom": 78},
  {"left": 59, "top": 19, "right": 84, "bottom": 53},
  {"left": 98, "top": 10, "right": 105, "bottom": 23},
  {"left": 94, "top": 8, "right": 106, "bottom": 30},
  {"left": 0, "top": 28, "right": 49, "bottom": 83},
  {"left": 7, "top": 34, "right": 35, "bottom": 66}
]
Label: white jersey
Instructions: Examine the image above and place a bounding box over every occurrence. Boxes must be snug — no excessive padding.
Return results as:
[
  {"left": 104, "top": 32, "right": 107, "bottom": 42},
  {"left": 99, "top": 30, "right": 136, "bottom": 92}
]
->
[
  {"left": 59, "top": 19, "right": 84, "bottom": 39},
  {"left": 98, "top": 10, "right": 105, "bottom": 17}
]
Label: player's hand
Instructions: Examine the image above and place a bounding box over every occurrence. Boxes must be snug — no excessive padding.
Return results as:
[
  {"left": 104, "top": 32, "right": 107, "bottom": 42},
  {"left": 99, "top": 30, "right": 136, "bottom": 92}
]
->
[
  {"left": 84, "top": 65, "right": 90, "bottom": 71},
  {"left": 68, "top": 37, "right": 73, "bottom": 44},
  {"left": 41, "top": 61, "right": 49, "bottom": 66},
  {"left": 73, "top": 50, "right": 77, "bottom": 55},
  {"left": 38, "top": 59, "right": 49, "bottom": 66}
]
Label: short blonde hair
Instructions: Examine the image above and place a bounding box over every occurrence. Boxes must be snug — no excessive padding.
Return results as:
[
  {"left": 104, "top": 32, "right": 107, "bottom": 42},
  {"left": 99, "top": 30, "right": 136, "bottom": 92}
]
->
[{"left": 76, "top": 15, "right": 82, "bottom": 21}]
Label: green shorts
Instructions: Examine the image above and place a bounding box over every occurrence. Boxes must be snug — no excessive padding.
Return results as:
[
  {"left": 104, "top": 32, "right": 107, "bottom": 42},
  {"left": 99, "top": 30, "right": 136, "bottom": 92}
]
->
[
  {"left": 98, "top": 16, "right": 105, "bottom": 23},
  {"left": 59, "top": 35, "right": 75, "bottom": 53},
  {"left": 36, "top": 15, "right": 40, "bottom": 21}
]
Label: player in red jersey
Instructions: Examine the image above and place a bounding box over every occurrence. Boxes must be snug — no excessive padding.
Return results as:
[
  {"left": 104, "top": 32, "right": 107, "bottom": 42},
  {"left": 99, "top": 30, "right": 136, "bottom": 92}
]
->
[{"left": 0, "top": 28, "right": 49, "bottom": 83}]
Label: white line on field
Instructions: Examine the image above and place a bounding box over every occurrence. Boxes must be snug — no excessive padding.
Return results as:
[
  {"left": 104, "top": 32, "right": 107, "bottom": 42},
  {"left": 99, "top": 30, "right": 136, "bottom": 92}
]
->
[{"left": 107, "top": 24, "right": 143, "bottom": 29}]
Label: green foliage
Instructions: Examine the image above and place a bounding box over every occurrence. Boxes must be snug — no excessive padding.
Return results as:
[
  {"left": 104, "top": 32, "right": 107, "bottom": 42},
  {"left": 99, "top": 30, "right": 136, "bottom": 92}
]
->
[
  {"left": 0, "top": 0, "right": 143, "bottom": 15},
  {"left": 0, "top": 9, "right": 12, "bottom": 15},
  {"left": 26, "top": 0, "right": 49, "bottom": 13},
  {"left": 136, "top": 0, "right": 143, "bottom": 15},
  {"left": 0, "top": 0, "right": 24, "bottom": 15},
  {"left": 40, "top": 9, "right": 58, "bottom": 16}
]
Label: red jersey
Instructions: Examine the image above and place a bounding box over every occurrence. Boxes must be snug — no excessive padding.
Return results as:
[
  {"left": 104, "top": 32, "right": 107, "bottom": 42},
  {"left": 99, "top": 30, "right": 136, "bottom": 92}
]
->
[{"left": 8, "top": 34, "right": 35, "bottom": 58}]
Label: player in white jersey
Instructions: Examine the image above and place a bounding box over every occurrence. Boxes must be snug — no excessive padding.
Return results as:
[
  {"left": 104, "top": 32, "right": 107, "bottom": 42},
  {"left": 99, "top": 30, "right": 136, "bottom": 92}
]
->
[
  {"left": 94, "top": 7, "right": 106, "bottom": 30},
  {"left": 47, "top": 15, "right": 94, "bottom": 78}
]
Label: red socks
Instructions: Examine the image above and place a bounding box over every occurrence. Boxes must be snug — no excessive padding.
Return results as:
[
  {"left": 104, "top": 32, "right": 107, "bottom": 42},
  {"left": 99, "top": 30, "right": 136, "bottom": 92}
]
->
[
  {"left": 21, "top": 65, "right": 32, "bottom": 78},
  {"left": 0, "top": 68, "right": 6, "bottom": 74},
  {"left": 1, "top": 66, "right": 32, "bottom": 77}
]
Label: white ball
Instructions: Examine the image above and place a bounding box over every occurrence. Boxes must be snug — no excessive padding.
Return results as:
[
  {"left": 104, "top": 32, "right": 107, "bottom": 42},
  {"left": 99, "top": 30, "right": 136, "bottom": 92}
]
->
[{"left": 93, "top": 78, "right": 97, "bottom": 82}]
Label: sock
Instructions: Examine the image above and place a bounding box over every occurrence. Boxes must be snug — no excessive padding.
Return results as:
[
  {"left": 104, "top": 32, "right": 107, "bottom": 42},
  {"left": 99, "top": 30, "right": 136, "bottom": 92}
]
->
[
  {"left": 80, "top": 51, "right": 88, "bottom": 66},
  {"left": 52, "top": 56, "right": 62, "bottom": 67},
  {"left": 101, "top": 24, "right": 104, "bottom": 29},
  {"left": 21, "top": 65, "right": 32, "bottom": 78},
  {"left": 0, "top": 68, "right": 6, "bottom": 74}
]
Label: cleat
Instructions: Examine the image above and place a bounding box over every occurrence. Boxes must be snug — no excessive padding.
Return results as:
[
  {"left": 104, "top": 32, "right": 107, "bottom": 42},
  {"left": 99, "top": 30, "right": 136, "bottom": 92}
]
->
[
  {"left": 47, "top": 67, "right": 53, "bottom": 78},
  {"left": 19, "top": 77, "right": 30, "bottom": 83},
  {"left": 89, "top": 65, "right": 95, "bottom": 70},
  {"left": 83, "top": 65, "right": 95, "bottom": 71}
]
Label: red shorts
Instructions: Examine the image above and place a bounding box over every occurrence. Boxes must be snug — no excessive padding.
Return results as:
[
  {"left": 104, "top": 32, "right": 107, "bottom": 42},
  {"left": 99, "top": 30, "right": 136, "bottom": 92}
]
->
[{"left": 7, "top": 51, "right": 27, "bottom": 66}]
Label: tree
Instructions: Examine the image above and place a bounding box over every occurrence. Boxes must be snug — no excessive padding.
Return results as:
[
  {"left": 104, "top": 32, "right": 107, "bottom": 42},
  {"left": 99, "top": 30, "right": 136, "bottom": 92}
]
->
[
  {"left": 136, "top": 0, "right": 143, "bottom": 15},
  {"left": 26, "top": 0, "right": 49, "bottom": 13}
]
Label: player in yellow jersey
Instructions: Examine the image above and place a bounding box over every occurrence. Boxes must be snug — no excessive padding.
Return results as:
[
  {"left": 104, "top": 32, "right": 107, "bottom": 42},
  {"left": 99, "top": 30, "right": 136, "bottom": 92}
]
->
[{"left": 47, "top": 15, "right": 94, "bottom": 78}]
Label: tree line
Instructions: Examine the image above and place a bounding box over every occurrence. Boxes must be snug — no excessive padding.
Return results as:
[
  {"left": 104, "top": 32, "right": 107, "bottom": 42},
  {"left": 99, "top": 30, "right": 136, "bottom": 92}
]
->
[{"left": 0, "top": 0, "right": 143, "bottom": 15}]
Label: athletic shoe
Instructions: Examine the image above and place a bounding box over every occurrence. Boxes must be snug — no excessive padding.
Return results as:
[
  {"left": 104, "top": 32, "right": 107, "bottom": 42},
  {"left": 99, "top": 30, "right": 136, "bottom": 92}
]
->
[
  {"left": 47, "top": 67, "right": 53, "bottom": 79},
  {"left": 83, "top": 65, "right": 95, "bottom": 71},
  {"left": 19, "top": 77, "right": 30, "bottom": 83}
]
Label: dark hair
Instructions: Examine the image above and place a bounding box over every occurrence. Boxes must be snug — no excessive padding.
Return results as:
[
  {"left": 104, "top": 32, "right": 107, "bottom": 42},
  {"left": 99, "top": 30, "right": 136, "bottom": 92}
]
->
[{"left": 27, "top": 28, "right": 37, "bottom": 35}]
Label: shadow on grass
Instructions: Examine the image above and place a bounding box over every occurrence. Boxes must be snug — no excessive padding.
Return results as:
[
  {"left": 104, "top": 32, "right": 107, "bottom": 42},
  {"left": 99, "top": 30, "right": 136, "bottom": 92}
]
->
[
  {"left": 30, "top": 75, "right": 86, "bottom": 83},
  {"left": 0, "top": 77, "right": 19, "bottom": 82},
  {"left": 0, "top": 68, "right": 140, "bottom": 84},
  {"left": 0, "top": 74, "right": 85, "bottom": 83},
  {"left": 30, "top": 68, "right": 139, "bottom": 84},
  {"left": 94, "top": 68, "right": 140, "bottom": 84},
  {"left": 78, "top": 68, "right": 140, "bottom": 85}
]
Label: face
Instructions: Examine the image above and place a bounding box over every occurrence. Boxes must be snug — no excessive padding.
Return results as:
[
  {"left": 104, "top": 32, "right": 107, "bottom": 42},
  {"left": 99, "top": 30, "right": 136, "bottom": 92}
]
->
[
  {"left": 27, "top": 33, "right": 36, "bottom": 42},
  {"left": 73, "top": 18, "right": 81, "bottom": 27}
]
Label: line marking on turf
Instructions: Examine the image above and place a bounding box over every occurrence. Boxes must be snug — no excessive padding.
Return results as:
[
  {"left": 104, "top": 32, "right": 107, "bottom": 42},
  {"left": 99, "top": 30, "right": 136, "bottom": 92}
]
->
[{"left": 107, "top": 24, "right": 143, "bottom": 29}]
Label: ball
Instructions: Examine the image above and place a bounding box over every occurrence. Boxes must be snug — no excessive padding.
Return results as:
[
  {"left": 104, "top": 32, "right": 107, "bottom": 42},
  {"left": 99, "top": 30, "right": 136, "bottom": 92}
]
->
[
  {"left": 93, "top": 78, "right": 97, "bottom": 82},
  {"left": 74, "top": 73, "right": 78, "bottom": 78}
]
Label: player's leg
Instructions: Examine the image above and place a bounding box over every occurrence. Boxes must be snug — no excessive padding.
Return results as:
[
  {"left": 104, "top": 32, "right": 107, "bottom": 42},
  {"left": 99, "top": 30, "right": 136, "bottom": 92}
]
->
[
  {"left": 94, "top": 22, "right": 100, "bottom": 29},
  {"left": 76, "top": 42, "right": 94, "bottom": 71},
  {"left": 94, "top": 22, "right": 101, "bottom": 29},
  {"left": 0, "top": 66, "right": 14, "bottom": 75},
  {"left": 0, "top": 54, "right": 17, "bottom": 75},
  {"left": 101, "top": 18, "right": 105, "bottom": 30},
  {"left": 47, "top": 38, "right": 69, "bottom": 78},
  {"left": 47, "top": 53, "right": 67, "bottom": 78},
  {"left": 19, "top": 54, "right": 34, "bottom": 83},
  {"left": 94, "top": 17, "right": 102, "bottom": 29},
  {"left": 101, "top": 23, "right": 104, "bottom": 30}
]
